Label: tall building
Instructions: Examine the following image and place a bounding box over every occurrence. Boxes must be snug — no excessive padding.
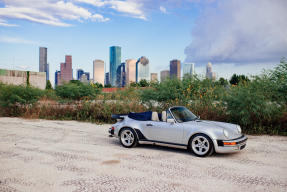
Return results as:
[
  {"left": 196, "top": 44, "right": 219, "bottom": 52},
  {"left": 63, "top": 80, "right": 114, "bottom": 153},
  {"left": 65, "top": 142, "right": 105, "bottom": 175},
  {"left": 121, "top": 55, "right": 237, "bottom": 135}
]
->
[
  {"left": 109, "top": 46, "right": 121, "bottom": 86},
  {"left": 126, "top": 59, "right": 137, "bottom": 85},
  {"left": 39, "top": 47, "right": 49, "bottom": 80},
  {"left": 170, "top": 59, "right": 181, "bottom": 79},
  {"left": 116, "top": 62, "right": 126, "bottom": 87},
  {"left": 206, "top": 62, "right": 216, "bottom": 80},
  {"left": 150, "top": 73, "right": 158, "bottom": 82},
  {"left": 77, "top": 69, "right": 84, "bottom": 80},
  {"left": 183, "top": 63, "right": 195, "bottom": 78},
  {"left": 93, "top": 60, "right": 105, "bottom": 85},
  {"left": 55, "top": 70, "right": 61, "bottom": 86},
  {"left": 79, "top": 74, "right": 89, "bottom": 84},
  {"left": 105, "top": 72, "right": 110, "bottom": 85},
  {"left": 58, "top": 55, "right": 73, "bottom": 85},
  {"left": 136, "top": 56, "right": 149, "bottom": 82},
  {"left": 160, "top": 70, "right": 170, "bottom": 82}
]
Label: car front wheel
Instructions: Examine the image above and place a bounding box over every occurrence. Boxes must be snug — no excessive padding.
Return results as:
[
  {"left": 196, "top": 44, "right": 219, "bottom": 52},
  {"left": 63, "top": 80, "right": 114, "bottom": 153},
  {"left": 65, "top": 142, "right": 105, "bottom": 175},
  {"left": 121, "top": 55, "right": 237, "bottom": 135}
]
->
[
  {"left": 119, "top": 128, "right": 138, "bottom": 148},
  {"left": 189, "top": 133, "right": 214, "bottom": 157}
]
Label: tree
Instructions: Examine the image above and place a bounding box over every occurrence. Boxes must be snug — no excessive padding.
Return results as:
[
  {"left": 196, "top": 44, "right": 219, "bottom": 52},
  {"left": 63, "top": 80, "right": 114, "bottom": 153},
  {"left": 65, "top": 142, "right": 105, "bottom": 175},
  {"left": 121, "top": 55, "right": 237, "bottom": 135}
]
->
[
  {"left": 93, "top": 82, "right": 103, "bottom": 88},
  {"left": 139, "top": 79, "right": 149, "bottom": 87},
  {"left": 130, "top": 82, "right": 138, "bottom": 87},
  {"left": 104, "top": 84, "right": 112, "bottom": 88},
  {"left": 229, "top": 74, "right": 239, "bottom": 85},
  {"left": 46, "top": 80, "right": 52, "bottom": 90},
  {"left": 218, "top": 77, "right": 229, "bottom": 86},
  {"left": 230, "top": 74, "right": 250, "bottom": 85}
]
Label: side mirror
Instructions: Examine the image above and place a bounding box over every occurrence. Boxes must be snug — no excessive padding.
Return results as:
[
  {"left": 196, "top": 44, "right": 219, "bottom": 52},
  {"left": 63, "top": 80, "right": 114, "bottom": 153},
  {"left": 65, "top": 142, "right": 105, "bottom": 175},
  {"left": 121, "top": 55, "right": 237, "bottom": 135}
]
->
[{"left": 167, "top": 118, "right": 175, "bottom": 124}]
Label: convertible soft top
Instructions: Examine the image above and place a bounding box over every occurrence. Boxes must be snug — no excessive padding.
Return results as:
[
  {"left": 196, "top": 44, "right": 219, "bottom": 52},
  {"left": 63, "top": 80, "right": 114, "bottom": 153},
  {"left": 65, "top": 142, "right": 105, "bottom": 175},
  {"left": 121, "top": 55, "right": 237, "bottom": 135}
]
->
[
  {"left": 128, "top": 111, "right": 152, "bottom": 121},
  {"left": 112, "top": 111, "right": 163, "bottom": 121}
]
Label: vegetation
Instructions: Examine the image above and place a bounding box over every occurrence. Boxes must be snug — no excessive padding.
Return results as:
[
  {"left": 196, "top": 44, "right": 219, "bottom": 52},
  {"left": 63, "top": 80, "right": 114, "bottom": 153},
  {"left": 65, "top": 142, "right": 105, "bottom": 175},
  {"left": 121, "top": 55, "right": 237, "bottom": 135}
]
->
[
  {"left": 55, "top": 80, "right": 101, "bottom": 100},
  {"left": 0, "top": 59, "right": 286, "bottom": 135},
  {"left": 46, "top": 80, "right": 52, "bottom": 90}
]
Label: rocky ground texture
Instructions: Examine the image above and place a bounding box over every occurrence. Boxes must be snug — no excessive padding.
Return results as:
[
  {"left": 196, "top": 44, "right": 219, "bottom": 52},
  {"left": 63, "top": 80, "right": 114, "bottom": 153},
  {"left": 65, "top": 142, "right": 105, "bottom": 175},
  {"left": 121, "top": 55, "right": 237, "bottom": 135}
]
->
[{"left": 0, "top": 117, "right": 286, "bottom": 192}]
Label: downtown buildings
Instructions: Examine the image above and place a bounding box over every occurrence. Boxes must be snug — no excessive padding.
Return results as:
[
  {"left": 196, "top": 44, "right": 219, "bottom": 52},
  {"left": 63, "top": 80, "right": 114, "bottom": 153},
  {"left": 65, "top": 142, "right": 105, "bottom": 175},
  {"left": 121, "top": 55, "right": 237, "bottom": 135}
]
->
[
  {"left": 183, "top": 63, "right": 195, "bottom": 77},
  {"left": 160, "top": 70, "right": 170, "bottom": 82},
  {"left": 136, "top": 56, "right": 150, "bottom": 83},
  {"left": 170, "top": 59, "right": 181, "bottom": 79},
  {"left": 109, "top": 46, "right": 121, "bottom": 87},
  {"left": 55, "top": 55, "right": 73, "bottom": 86},
  {"left": 206, "top": 62, "right": 216, "bottom": 80},
  {"left": 125, "top": 59, "right": 137, "bottom": 85},
  {"left": 93, "top": 60, "right": 105, "bottom": 85},
  {"left": 39, "top": 47, "right": 49, "bottom": 81}
]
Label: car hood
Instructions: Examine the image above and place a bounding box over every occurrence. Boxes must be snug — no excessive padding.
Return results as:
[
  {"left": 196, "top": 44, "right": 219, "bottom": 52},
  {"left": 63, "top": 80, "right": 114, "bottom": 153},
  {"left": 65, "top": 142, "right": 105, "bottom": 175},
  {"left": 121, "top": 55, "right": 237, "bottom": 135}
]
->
[{"left": 183, "top": 120, "right": 241, "bottom": 139}]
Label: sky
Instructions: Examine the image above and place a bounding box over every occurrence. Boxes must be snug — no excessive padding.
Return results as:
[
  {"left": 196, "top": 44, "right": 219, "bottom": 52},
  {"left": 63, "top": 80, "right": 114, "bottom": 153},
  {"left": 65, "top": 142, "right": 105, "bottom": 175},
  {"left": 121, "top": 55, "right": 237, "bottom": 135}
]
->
[{"left": 0, "top": 0, "right": 286, "bottom": 85}]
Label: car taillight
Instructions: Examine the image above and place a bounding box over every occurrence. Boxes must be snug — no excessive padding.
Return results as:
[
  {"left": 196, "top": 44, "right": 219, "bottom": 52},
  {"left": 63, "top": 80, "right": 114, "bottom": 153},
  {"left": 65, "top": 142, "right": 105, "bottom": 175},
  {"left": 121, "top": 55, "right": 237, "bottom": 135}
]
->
[{"left": 111, "top": 127, "right": 115, "bottom": 130}]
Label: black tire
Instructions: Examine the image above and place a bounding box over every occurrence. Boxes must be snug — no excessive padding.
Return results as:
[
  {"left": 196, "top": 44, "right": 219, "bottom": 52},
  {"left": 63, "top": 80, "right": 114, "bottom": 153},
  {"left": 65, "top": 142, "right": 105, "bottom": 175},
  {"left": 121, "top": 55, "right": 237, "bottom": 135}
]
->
[
  {"left": 119, "top": 128, "right": 138, "bottom": 148},
  {"left": 188, "top": 133, "right": 214, "bottom": 157}
]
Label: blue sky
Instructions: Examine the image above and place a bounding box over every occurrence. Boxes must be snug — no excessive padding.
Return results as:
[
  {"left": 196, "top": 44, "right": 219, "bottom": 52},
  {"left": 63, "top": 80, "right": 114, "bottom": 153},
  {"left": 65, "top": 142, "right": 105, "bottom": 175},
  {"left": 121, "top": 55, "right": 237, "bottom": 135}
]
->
[{"left": 0, "top": 0, "right": 286, "bottom": 84}]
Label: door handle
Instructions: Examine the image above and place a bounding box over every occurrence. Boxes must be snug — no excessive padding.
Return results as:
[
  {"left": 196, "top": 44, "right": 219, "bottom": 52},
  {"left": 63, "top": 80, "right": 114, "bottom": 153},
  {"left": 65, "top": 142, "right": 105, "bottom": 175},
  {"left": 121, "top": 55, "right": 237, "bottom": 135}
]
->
[{"left": 146, "top": 124, "right": 153, "bottom": 126}]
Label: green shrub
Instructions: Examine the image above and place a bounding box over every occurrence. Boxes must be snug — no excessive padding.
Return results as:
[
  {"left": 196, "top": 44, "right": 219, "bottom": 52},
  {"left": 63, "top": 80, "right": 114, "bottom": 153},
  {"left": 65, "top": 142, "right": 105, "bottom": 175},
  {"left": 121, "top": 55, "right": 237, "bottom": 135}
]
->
[
  {"left": 0, "top": 84, "right": 44, "bottom": 107},
  {"left": 55, "top": 81, "right": 100, "bottom": 100}
]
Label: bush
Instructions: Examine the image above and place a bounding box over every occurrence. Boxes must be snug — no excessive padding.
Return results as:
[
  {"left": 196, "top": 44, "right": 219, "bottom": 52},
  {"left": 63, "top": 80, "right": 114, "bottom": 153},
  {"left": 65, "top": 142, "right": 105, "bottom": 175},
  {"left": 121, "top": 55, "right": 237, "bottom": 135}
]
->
[
  {"left": 0, "top": 84, "right": 44, "bottom": 107},
  {"left": 55, "top": 81, "right": 100, "bottom": 100}
]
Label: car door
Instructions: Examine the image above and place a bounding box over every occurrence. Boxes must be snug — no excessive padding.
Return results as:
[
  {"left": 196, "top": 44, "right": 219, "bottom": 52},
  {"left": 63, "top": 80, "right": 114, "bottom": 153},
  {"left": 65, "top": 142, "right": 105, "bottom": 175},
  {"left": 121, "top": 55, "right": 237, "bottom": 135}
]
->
[{"left": 145, "top": 120, "right": 184, "bottom": 144}]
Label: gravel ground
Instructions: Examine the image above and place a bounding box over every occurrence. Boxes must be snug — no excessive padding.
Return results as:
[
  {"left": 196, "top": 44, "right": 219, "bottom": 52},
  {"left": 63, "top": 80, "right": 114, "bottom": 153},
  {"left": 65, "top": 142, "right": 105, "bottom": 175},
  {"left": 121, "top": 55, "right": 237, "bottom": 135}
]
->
[{"left": 0, "top": 117, "right": 287, "bottom": 192}]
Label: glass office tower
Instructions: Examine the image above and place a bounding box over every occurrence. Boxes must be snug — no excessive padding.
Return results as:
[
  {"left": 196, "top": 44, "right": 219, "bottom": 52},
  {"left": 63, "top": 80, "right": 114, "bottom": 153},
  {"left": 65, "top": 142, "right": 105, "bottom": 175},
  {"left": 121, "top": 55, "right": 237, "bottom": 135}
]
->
[
  {"left": 183, "top": 63, "right": 195, "bottom": 78},
  {"left": 109, "top": 46, "right": 121, "bottom": 86},
  {"left": 136, "top": 56, "right": 149, "bottom": 82}
]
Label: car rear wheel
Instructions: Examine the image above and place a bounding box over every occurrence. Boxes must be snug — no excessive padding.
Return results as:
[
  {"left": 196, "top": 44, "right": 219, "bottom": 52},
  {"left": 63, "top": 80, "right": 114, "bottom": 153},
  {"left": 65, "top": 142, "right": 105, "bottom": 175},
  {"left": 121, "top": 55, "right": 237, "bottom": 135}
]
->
[
  {"left": 119, "top": 128, "right": 138, "bottom": 148},
  {"left": 189, "top": 133, "right": 214, "bottom": 157}
]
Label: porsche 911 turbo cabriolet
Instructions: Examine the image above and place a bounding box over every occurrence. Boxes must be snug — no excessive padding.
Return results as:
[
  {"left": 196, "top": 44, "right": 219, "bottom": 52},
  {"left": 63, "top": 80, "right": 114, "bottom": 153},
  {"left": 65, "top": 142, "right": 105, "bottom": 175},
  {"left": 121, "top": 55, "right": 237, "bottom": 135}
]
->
[{"left": 109, "top": 106, "right": 247, "bottom": 157}]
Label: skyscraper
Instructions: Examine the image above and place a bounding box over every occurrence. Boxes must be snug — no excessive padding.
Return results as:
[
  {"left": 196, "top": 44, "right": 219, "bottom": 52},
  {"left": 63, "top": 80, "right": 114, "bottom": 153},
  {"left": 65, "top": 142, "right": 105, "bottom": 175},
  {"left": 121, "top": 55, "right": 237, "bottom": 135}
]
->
[
  {"left": 170, "top": 59, "right": 181, "bottom": 79},
  {"left": 160, "top": 70, "right": 170, "bottom": 82},
  {"left": 93, "top": 60, "right": 105, "bottom": 85},
  {"left": 116, "top": 62, "right": 126, "bottom": 87},
  {"left": 206, "top": 62, "right": 216, "bottom": 80},
  {"left": 55, "top": 70, "right": 61, "bottom": 86},
  {"left": 150, "top": 73, "right": 158, "bottom": 82},
  {"left": 77, "top": 69, "right": 90, "bottom": 81},
  {"left": 109, "top": 46, "right": 121, "bottom": 86},
  {"left": 136, "top": 56, "right": 149, "bottom": 82},
  {"left": 105, "top": 72, "right": 110, "bottom": 85},
  {"left": 39, "top": 47, "right": 49, "bottom": 80},
  {"left": 59, "top": 55, "right": 73, "bottom": 85},
  {"left": 126, "top": 59, "right": 137, "bottom": 85},
  {"left": 77, "top": 69, "right": 84, "bottom": 80},
  {"left": 183, "top": 63, "right": 195, "bottom": 78}
]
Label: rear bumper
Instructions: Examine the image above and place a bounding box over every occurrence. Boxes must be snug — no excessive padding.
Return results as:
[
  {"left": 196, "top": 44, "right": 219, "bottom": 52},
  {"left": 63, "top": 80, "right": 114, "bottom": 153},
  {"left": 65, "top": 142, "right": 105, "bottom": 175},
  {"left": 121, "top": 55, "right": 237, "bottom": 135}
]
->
[
  {"left": 108, "top": 127, "right": 114, "bottom": 136},
  {"left": 214, "top": 135, "right": 247, "bottom": 153}
]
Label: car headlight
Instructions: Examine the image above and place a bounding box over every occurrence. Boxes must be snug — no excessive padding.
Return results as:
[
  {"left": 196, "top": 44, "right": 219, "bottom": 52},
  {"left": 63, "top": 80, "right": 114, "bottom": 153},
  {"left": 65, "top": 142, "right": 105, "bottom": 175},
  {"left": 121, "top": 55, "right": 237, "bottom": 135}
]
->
[
  {"left": 237, "top": 125, "right": 242, "bottom": 134},
  {"left": 223, "top": 129, "right": 229, "bottom": 138}
]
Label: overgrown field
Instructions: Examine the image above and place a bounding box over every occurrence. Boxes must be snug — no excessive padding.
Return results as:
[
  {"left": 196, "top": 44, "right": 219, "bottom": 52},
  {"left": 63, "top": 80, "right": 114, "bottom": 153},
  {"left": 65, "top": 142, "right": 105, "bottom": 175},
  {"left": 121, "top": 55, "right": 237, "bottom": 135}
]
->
[{"left": 0, "top": 59, "right": 286, "bottom": 135}]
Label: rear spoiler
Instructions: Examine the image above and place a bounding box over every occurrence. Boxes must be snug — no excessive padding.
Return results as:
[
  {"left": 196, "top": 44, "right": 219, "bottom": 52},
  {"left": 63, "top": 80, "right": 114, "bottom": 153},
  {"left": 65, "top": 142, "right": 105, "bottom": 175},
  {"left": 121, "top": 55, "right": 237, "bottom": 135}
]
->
[{"left": 111, "top": 114, "right": 128, "bottom": 120}]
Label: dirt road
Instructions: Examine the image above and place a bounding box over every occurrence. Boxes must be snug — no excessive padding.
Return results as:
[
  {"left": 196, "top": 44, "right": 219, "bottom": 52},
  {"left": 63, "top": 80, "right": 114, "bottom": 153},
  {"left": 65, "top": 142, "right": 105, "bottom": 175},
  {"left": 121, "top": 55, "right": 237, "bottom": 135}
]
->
[{"left": 0, "top": 117, "right": 286, "bottom": 192}]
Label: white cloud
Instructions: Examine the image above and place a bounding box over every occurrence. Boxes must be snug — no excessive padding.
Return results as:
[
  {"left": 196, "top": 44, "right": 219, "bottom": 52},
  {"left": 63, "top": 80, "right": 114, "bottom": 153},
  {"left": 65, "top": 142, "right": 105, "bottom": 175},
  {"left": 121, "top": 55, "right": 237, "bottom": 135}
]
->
[
  {"left": 0, "top": 36, "right": 37, "bottom": 44},
  {"left": 91, "top": 13, "right": 110, "bottom": 22},
  {"left": 0, "top": 0, "right": 110, "bottom": 27},
  {"left": 76, "top": 0, "right": 146, "bottom": 20},
  {"left": 184, "top": 0, "right": 287, "bottom": 65},
  {"left": 0, "top": 19, "right": 18, "bottom": 27},
  {"left": 159, "top": 6, "right": 167, "bottom": 14}
]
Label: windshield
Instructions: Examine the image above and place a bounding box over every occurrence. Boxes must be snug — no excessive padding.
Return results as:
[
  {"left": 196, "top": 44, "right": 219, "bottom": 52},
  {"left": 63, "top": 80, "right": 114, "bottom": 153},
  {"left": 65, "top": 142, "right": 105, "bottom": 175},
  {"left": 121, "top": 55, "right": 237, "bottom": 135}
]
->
[{"left": 170, "top": 107, "right": 198, "bottom": 123}]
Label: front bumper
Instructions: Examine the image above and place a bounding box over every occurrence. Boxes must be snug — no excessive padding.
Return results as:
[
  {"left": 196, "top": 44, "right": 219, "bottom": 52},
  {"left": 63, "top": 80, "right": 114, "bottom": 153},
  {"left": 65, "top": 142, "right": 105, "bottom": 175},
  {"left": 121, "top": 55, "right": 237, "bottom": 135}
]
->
[{"left": 214, "top": 135, "right": 248, "bottom": 153}]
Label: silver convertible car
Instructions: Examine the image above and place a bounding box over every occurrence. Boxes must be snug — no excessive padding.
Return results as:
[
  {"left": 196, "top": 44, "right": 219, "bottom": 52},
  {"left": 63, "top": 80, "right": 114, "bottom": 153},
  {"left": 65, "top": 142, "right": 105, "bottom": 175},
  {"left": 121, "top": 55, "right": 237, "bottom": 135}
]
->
[{"left": 109, "top": 106, "right": 247, "bottom": 157}]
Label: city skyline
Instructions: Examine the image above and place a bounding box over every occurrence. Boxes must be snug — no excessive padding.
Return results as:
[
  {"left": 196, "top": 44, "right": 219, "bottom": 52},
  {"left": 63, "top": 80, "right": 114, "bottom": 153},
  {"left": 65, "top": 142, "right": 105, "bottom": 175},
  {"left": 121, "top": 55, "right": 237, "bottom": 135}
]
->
[{"left": 0, "top": 0, "right": 286, "bottom": 85}]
